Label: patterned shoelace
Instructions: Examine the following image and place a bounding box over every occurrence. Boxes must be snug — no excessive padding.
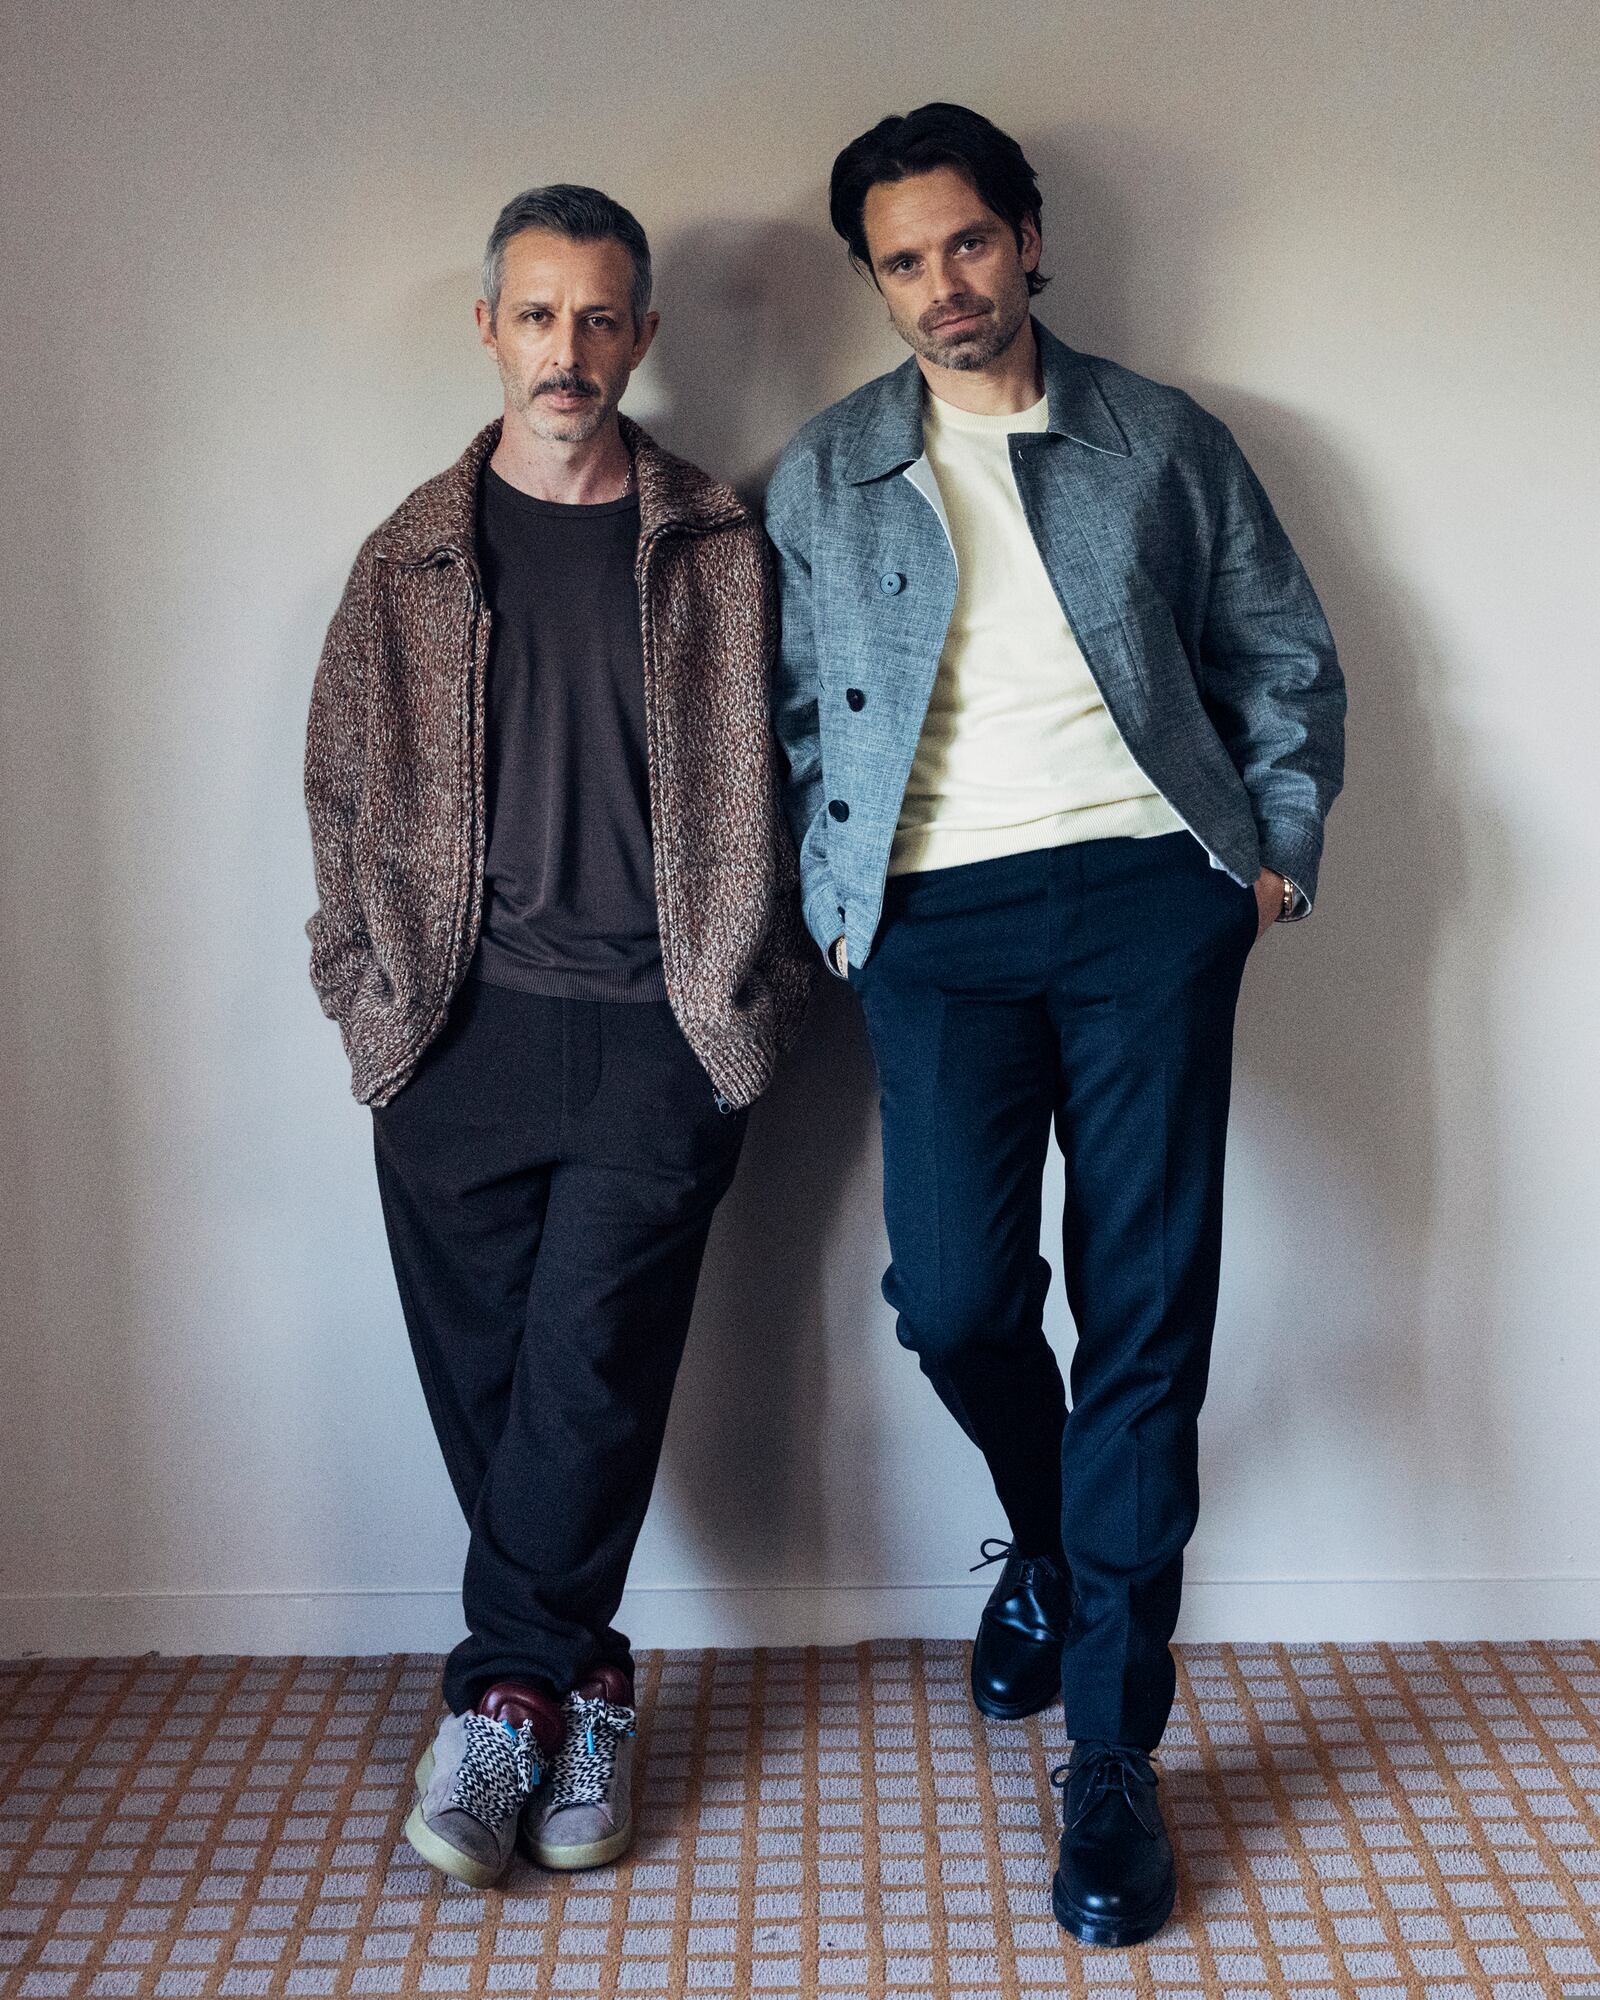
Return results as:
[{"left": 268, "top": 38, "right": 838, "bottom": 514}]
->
[
  {"left": 548, "top": 1694, "right": 637, "bottom": 1810},
  {"left": 446, "top": 1711, "right": 543, "bottom": 1828}
]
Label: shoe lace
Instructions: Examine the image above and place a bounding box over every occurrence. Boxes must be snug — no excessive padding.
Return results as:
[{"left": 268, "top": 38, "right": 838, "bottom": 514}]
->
[
  {"left": 969, "top": 1538, "right": 1016, "bottom": 1573},
  {"left": 549, "top": 1693, "right": 636, "bottom": 1810},
  {"left": 1050, "top": 1744, "right": 1161, "bottom": 1838},
  {"left": 448, "top": 1711, "right": 543, "bottom": 1825},
  {"left": 970, "top": 1539, "right": 1066, "bottom": 1592}
]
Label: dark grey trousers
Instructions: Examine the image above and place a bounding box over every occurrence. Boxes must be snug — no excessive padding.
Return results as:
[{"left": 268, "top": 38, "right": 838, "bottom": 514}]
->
[{"left": 371, "top": 977, "right": 746, "bottom": 1712}]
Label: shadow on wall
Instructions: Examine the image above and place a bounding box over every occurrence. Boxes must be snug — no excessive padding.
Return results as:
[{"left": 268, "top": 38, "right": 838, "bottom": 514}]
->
[
  {"left": 667, "top": 983, "right": 884, "bottom": 1587},
  {"left": 1192, "top": 396, "right": 1509, "bottom": 1553},
  {"left": 640, "top": 212, "right": 901, "bottom": 503},
  {"left": 638, "top": 214, "right": 897, "bottom": 1598},
  {"left": 1027, "top": 123, "right": 1510, "bottom": 1553}
]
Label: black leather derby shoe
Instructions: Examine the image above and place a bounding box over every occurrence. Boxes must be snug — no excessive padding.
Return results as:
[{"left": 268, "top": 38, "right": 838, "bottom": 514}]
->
[
  {"left": 1051, "top": 1741, "right": 1176, "bottom": 1947},
  {"left": 969, "top": 1540, "right": 1073, "bottom": 1720}
]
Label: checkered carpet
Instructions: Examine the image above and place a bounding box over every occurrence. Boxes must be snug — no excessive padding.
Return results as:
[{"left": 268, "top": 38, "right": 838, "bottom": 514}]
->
[{"left": 3, "top": 1641, "right": 1598, "bottom": 1998}]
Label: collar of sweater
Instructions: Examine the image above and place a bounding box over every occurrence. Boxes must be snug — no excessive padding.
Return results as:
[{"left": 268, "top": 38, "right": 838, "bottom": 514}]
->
[{"left": 372, "top": 415, "right": 748, "bottom": 564}]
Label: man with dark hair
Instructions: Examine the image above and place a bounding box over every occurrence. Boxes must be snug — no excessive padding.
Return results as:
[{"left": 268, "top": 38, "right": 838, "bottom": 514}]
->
[
  {"left": 304, "top": 184, "right": 810, "bottom": 1886},
  {"left": 767, "top": 105, "right": 1344, "bottom": 1945}
]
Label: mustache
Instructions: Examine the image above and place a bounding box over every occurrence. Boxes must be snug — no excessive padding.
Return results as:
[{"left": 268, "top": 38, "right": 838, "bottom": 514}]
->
[
  {"left": 533, "top": 370, "right": 600, "bottom": 399},
  {"left": 921, "top": 297, "right": 993, "bottom": 334}
]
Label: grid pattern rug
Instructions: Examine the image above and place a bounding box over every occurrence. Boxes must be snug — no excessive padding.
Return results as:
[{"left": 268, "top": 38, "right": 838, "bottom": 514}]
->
[{"left": 3, "top": 1640, "right": 1599, "bottom": 1999}]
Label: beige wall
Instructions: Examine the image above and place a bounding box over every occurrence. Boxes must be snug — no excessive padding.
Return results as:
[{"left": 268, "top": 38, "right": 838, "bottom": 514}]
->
[{"left": 2, "top": 0, "right": 1597, "bottom": 1653}]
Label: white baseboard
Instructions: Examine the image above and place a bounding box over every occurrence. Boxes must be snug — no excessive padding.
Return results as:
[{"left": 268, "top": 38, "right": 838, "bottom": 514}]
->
[{"left": 1, "top": 1577, "right": 1596, "bottom": 1659}]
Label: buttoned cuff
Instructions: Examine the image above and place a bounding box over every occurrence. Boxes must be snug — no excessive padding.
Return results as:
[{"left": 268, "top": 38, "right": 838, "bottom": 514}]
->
[
  {"left": 1259, "top": 821, "right": 1324, "bottom": 921},
  {"left": 803, "top": 876, "right": 848, "bottom": 965}
]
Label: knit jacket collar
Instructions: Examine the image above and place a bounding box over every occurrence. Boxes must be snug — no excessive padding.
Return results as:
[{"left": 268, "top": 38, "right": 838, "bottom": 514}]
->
[{"left": 372, "top": 415, "right": 747, "bottom": 564}]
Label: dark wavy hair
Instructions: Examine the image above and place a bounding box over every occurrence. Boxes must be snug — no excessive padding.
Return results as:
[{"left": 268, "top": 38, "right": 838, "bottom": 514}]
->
[{"left": 828, "top": 103, "right": 1048, "bottom": 296}]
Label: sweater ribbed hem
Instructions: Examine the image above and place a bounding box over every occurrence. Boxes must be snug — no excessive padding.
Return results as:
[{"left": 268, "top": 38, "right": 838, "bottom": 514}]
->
[
  {"left": 686, "top": 1033, "right": 775, "bottom": 1112},
  {"left": 888, "top": 793, "right": 1185, "bottom": 877}
]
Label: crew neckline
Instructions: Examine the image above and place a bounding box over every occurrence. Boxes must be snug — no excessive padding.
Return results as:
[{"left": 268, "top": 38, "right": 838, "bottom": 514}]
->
[
  {"left": 924, "top": 390, "right": 1049, "bottom": 437},
  {"left": 484, "top": 462, "right": 640, "bottom": 518}
]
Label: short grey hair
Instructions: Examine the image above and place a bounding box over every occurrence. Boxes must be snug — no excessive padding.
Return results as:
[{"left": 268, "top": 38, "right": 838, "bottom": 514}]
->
[{"left": 482, "top": 184, "right": 653, "bottom": 329}]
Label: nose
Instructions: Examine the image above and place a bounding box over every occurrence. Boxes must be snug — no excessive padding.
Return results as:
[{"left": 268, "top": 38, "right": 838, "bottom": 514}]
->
[
  {"left": 549, "top": 316, "right": 582, "bottom": 373},
  {"left": 928, "top": 252, "right": 964, "bottom": 301}
]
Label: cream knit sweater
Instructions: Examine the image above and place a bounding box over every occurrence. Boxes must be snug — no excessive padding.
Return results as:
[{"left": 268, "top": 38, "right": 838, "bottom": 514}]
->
[{"left": 890, "top": 392, "right": 1183, "bottom": 876}]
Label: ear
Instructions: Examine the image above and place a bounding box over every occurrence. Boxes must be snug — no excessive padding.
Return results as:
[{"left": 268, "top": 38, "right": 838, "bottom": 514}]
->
[
  {"left": 1019, "top": 214, "right": 1042, "bottom": 275},
  {"left": 475, "top": 297, "right": 498, "bottom": 355}
]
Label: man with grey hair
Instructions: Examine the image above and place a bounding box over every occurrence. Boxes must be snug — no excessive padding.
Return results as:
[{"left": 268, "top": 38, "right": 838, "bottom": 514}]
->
[{"left": 303, "top": 185, "right": 810, "bottom": 1885}]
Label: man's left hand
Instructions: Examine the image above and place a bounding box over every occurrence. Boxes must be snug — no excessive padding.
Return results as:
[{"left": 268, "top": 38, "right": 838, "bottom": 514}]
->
[{"left": 1252, "top": 868, "right": 1289, "bottom": 942}]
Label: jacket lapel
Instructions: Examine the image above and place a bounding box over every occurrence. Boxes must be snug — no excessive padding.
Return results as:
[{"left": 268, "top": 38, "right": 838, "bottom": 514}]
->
[{"left": 1017, "top": 326, "right": 1144, "bottom": 697}]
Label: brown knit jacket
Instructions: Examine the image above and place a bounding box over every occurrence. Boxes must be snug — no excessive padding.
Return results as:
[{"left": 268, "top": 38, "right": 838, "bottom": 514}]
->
[{"left": 304, "top": 417, "right": 813, "bottom": 1108}]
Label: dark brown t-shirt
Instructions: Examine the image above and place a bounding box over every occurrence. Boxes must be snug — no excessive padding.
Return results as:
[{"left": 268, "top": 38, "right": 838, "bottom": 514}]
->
[{"left": 471, "top": 463, "right": 666, "bottom": 1001}]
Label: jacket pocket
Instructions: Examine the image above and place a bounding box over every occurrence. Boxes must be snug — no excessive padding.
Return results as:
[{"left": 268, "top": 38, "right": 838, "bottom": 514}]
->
[{"left": 307, "top": 909, "right": 374, "bottom": 1022}]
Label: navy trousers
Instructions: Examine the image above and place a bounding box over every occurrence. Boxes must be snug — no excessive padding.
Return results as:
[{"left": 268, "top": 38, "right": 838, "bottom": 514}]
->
[{"left": 850, "top": 832, "right": 1258, "bottom": 1748}]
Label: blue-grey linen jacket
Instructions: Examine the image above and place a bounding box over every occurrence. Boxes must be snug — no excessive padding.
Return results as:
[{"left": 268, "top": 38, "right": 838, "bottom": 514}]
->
[{"left": 765, "top": 321, "right": 1345, "bottom": 969}]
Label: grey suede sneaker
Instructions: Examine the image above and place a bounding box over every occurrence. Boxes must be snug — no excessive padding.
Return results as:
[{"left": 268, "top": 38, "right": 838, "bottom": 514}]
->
[
  {"left": 405, "top": 1680, "right": 562, "bottom": 1888},
  {"left": 520, "top": 1665, "right": 637, "bottom": 1872}
]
